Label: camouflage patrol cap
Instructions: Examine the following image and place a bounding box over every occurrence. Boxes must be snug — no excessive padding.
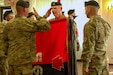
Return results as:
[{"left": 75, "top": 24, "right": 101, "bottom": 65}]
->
[
  {"left": 51, "top": 2, "right": 62, "bottom": 6},
  {"left": 85, "top": 0, "right": 100, "bottom": 8},
  {"left": 16, "top": 0, "right": 29, "bottom": 8},
  {"left": 68, "top": 9, "right": 75, "bottom": 15}
]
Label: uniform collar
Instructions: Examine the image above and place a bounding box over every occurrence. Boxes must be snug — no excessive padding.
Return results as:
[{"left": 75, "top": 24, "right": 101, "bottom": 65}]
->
[{"left": 15, "top": 14, "right": 26, "bottom": 18}]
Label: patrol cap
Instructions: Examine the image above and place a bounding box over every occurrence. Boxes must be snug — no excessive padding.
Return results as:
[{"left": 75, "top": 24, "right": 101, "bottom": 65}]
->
[
  {"left": 16, "top": 0, "right": 29, "bottom": 8},
  {"left": 68, "top": 9, "right": 75, "bottom": 15},
  {"left": 85, "top": 0, "right": 100, "bottom": 8},
  {"left": 51, "top": 2, "right": 62, "bottom": 6},
  {"left": 3, "top": 10, "right": 13, "bottom": 20}
]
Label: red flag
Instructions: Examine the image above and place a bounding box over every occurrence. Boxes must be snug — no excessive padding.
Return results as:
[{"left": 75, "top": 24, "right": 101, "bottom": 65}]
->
[
  {"left": 58, "top": 0, "right": 60, "bottom": 2},
  {"left": 52, "top": 55, "right": 63, "bottom": 71},
  {"left": 33, "top": 18, "right": 68, "bottom": 67}
]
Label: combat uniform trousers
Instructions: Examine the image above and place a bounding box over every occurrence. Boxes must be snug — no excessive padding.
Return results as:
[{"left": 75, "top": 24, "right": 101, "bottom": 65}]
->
[
  {"left": 8, "top": 63, "right": 33, "bottom": 75},
  {"left": 83, "top": 57, "right": 109, "bottom": 75},
  {"left": 0, "top": 58, "right": 8, "bottom": 75}
]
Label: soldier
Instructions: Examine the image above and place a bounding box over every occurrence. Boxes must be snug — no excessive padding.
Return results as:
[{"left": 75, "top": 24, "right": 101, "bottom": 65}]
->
[
  {"left": 2, "top": 0, "right": 50, "bottom": 75},
  {"left": 0, "top": 22, "right": 7, "bottom": 75},
  {"left": 43, "top": 2, "right": 78, "bottom": 75},
  {"left": 0, "top": 10, "right": 14, "bottom": 75},
  {"left": 81, "top": 1, "right": 111, "bottom": 75},
  {"left": 67, "top": 9, "right": 80, "bottom": 51},
  {"left": 42, "top": 1, "right": 69, "bottom": 75}
]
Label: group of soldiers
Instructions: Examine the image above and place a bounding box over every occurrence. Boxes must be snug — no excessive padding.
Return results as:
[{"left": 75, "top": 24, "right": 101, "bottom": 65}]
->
[{"left": 0, "top": 0, "right": 111, "bottom": 75}]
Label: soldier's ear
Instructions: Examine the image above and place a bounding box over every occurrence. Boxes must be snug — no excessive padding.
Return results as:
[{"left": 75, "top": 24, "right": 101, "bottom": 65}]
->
[
  {"left": 23, "top": 8, "right": 28, "bottom": 13},
  {"left": 23, "top": 8, "right": 26, "bottom": 12},
  {"left": 60, "top": 7, "right": 62, "bottom": 11}
]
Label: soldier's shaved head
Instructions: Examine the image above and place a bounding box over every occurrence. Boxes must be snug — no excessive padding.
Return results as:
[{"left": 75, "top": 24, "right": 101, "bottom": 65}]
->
[
  {"left": 16, "top": 0, "right": 29, "bottom": 17},
  {"left": 16, "top": 5, "right": 24, "bottom": 12}
]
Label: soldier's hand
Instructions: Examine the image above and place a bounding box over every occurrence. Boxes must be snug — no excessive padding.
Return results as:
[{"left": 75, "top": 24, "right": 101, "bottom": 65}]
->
[
  {"left": 83, "top": 67, "right": 89, "bottom": 73},
  {"left": 33, "top": 7, "right": 40, "bottom": 16},
  {"left": 36, "top": 52, "right": 42, "bottom": 62},
  {"left": 44, "top": 8, "right": 51, "bottom": 18}
]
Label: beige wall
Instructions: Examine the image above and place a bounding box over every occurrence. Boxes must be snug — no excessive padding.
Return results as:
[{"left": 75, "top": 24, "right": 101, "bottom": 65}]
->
[
  {"left": 3, "top": 0, "right": 34, "bottom": 14},
  {"left": 98, "top": 0, "right": 113, "bottom": 64}
]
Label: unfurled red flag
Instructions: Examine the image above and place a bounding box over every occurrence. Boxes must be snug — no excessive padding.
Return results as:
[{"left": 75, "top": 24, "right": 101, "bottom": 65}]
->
[{"left": 33, "top": 18, "right": 68, "bottom": 71}]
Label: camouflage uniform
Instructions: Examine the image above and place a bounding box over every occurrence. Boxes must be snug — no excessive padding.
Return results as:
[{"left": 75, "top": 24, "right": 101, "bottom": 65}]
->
[
  {"left": 81, "top": 15, "right": 111, "bottom": 75},
  {"left": 2, "top": 15, "right": 50, "bottom": 75},
  {"left": 0, "top": 22, "right": 8, "bottom": 75}
]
